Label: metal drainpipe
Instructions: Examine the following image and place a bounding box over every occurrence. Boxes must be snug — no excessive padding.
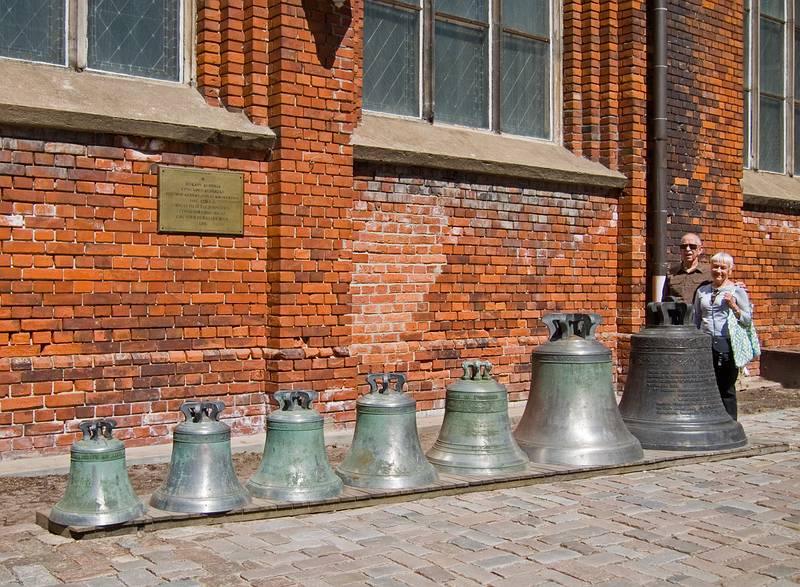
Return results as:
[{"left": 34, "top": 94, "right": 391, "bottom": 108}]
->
[{"left": 649, "top": 0, "right": 669, "bottom": 302}]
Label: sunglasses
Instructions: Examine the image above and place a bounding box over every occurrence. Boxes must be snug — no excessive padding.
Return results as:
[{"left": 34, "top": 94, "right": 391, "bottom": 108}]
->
[{"left": 679, "top": 244, "right": 699, "bottom": 250}]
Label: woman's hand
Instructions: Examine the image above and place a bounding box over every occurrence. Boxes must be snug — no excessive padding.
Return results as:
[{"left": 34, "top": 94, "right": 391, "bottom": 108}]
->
[{"left": 723, "top": 292, "right": 741, "bottom": 317}]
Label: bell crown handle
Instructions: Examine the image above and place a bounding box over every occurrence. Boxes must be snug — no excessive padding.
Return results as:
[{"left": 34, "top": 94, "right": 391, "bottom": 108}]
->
[
  {"left": 180, "top": 401, "right": 202, "bottom": 423},
  {"left": 366, "top": 372, "right": 406, "bottom": 394},
  {"left": 543, "top": 313, "right": 601, "bottom": 341},
  {"left": 99, "top": 419, "right": 117, "bottom": 438},
  {"left": 274, "top": 390, "right": 316, "bottom": 411},
  {"left": 80, "top": 419, "right": 117, "bottom": 440},
  {"left": 646, "top": 300, "right": 694, "bottom": 326},
  {"left": 460, "top": 360, "right": 494, "bottom": 380},
  {"left": 79, "top": 420, "right": 98, "bottom": 440},
  {"left": 202, "top": 401, "right": 225, "bottom": 421}
]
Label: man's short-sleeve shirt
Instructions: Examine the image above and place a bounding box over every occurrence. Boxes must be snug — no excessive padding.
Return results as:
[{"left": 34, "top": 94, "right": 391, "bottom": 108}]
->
[{"left": 665, "top": 262, "right": 712, "bottom": 303}]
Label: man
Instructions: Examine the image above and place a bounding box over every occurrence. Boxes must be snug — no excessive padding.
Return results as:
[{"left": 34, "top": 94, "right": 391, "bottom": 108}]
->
[{"left": 663, "top": 232, "right": 712, "bottom": 303}]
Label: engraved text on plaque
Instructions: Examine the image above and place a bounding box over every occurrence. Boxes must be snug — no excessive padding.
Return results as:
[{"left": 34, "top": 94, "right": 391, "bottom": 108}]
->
[{"left": 158, "top": 167, "right": 244, "bottom": 235}]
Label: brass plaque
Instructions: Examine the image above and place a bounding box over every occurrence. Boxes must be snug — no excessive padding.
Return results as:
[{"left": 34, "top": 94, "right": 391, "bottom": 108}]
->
[{"left": 158, "top": 166, "right": 244, "bottom": 235}]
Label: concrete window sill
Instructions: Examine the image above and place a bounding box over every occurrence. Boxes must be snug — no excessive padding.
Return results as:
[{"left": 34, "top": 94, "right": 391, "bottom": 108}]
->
[
  {"left": 742, "top": 170, "right": 800, "bottom": 213},
  {"left": 0, "top": 60, "right": 275, "bottom": 150},
  {"left": 352, "top": 113, "right": 627, "bottom": 190}
]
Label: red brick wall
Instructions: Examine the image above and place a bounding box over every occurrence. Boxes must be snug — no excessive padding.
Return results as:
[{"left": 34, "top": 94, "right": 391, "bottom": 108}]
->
[
  {"left": 351, "top": 167, "right": 622, "bottom": 412},
  {"left": 263, "top": 0, "right": 360, "bottom": 420},
  {"left": 665, "top": 0, "right": 744, "bottom": 250},
  {"left": 0, "top": 137, "right": 270, "bottom": 453},
  {"left": 740, "top": 209, "right": 800, "bottom": 351},
  {"left": 1, "top": 0, "right": 799, "bottom": 457}
]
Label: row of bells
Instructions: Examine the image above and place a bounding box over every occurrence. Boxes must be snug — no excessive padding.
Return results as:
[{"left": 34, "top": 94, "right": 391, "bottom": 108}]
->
[{"left": 51, "top": 302, "right": 746, "bottom": 528}]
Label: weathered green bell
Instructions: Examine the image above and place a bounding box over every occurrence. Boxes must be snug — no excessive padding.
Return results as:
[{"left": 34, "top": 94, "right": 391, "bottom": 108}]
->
[
  {"left": 150, "top": 401, "right": 251, "bottom": 513},
  {"left": 427, "top": 360, "right": 529, "bottom": 475},
  {"left": 514, "top": 313, "right": 643, "bottom": 466},
  {"left": 247, "top": 391, "right": 342, "bottom": 502},
  {"left": 336, "top": 373, "right": 438, "bottom": 489},
  {"left": 50, "top": 419, "right": 145, "bottom": 527}
]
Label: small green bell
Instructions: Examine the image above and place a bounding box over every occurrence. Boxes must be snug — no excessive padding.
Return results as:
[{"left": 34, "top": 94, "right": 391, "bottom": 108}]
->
[
  {"left": 50, "top": 419, "right": 145, "bottom": 527},
  {"left": 336, "top": 373, "right": 438, "bottom": 490},
  {"left": 427, "top": 360, "right": 529, "bottom": 475},
  {"left": 150, "top": 401, "right": 251, "bottom": 513},
  {"left": 247, "top": 391, "right": 342, "bottom": 502}
]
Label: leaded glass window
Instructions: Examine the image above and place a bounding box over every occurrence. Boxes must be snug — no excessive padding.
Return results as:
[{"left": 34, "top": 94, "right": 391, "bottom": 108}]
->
[
  {"left": 745, "top": 0, "right": 800, "bottom": 175},
  {"left": 0, "top": 0, "right": 184, "bottom": 82},
  {"left": 363, "top": 0, "right": 554, "bottom": 140},
  {"left": 364, "top": 0, "right": 420, "bottom": 116},
  {"left": 0, "top": 1, "right": 66, "bottom": 66},
  {"left": 434, "top": 2, "right": 489, "bottom": 128},
  {"left": 88, "top": 0, "right": 181, "bottom": 81}
]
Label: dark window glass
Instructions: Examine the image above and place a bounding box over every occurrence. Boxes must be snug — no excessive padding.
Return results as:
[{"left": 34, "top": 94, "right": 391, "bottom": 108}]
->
[
  {"left": 434, "top": 19, "right": 489, "bottom": 128},
  {"left": 795, "top": 32, "right": 800, "bottom": 96},
  {"left": 0, "top": 0, "right": 65, "bottom": 65},
  {"left": 88, "top": 0, "right": 180, "bottom": 81},
  {"left": 364, "top": 1, "right": 420, "bottom": 116},
  {"left": 436, "top": 0, "right": 488, "bottom": 23},
  {"left": 502, "top": 0, "right": 548, "bottom": 37},
  {"left": 761, "top": 0, "right": 785, "bottom": 19},
  {"left": 794, "top": 106, "right": 800, "bottom": 174},
  {"left": 760, "top": 17, "right": 785, "bottom": 96},
  {"left": 759, "top": 96, "right": 784, "bottom": 171},
  {"left": 501, "top": 35, "right": 549, "bottom": 137}
]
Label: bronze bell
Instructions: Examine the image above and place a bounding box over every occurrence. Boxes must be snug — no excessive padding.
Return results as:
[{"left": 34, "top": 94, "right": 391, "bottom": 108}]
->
[
  {"left": 618, "top": 301, "right": 747, "bottom": 450},
  {"left": 50, "top": 419, "right": 145, "bottom": 527},
  {"left": 247, "top": 391, "right": 343, "bottom": 502},
  {"left": 427, "top": 360, "right": 529, "bottom": 475},
  {"left": 514, "top": 313, "right": 643, "bottom": 466},
  {"left": 337, "top": 373, "right": 438, "bottom": 489},
  {"left": 150, "top": 401, "right": 251, "bottom": 513}
]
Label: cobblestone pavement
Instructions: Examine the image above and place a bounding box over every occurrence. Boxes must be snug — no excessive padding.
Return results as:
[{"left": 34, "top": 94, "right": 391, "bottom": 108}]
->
[{"left": 1, "top": 410, "right": 799, "bottom": 587}]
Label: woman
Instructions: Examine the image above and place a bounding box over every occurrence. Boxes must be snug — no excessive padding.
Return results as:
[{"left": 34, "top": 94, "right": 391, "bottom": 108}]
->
[{"left": 693, "top": 252, "right": 752, "bottom": 420}]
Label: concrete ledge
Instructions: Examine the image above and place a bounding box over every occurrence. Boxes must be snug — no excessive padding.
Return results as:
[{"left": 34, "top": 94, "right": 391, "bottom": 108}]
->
[
  {"left": 0, "top": 60, "right": 275, "bottom": 150},
  {"left": 35, "top": 438, "right": 790, "bottom": 540},
  {"left": 353, "top": 113, "right": 628, "bottom": 190},
  {"left": 742, "top": 170, "right": 800, "bottom": 213},
  {"left": 760, "top": 348, "right": 800, "bottom": 387}
]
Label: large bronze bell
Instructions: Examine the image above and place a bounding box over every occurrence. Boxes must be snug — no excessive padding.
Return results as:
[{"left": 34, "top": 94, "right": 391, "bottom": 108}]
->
[
  {"left": 618, "top": 301, "right": 747, "bottom": 450},
  {"left": 150, "top": 401, "right": 250, "bottom": 513},
  {"left": 514, "top": 313, "right": 643, "bottom": 466},
  {"left": 426, "top": 360, "right": 529, "bottom": 475},
  {"left": 50, "top": 419, "right": 145, "bottom": 527},
  {"left": 247, "top": 391, "right": 343, "bottom": 501},
  {"left": 337, "top": 373, "right": 438, "bottom": 489}
]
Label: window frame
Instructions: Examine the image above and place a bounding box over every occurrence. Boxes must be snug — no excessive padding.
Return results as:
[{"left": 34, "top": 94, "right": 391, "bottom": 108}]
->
[
  {"left": 363, "top": 0, "right": 560, "bottom": 142},
  {"left": 0, "top": 0, "right": 193, "bottom": 84}
]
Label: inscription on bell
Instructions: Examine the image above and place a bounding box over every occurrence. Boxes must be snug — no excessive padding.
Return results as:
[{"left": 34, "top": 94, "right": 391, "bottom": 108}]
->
[{"left": 158, "top": 166, "right": 244, "bottom": 235}]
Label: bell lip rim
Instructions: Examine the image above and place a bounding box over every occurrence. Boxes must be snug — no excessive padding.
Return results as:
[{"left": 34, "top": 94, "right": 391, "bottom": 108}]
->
[
  {"left": 245, "top": 479, "right": 343, "bottom": 502},
  {"left": 427, "top": 462, "right": 530, "bottom": 476},
  {"left": 48, "top": 501, "right": 146, "bottom": 528},
  {"left": 514, "top": 440, "right": 645, "bottom": 466},
  {"left": 334, "top": 468, "right": 439, "bottom": 489},
  {"left": 149, "top": 491, "right": 252, "bottom": 514}
]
